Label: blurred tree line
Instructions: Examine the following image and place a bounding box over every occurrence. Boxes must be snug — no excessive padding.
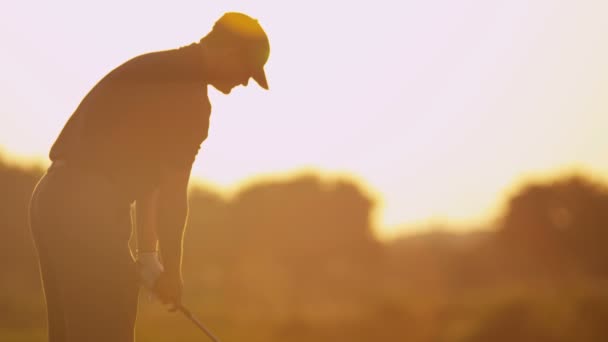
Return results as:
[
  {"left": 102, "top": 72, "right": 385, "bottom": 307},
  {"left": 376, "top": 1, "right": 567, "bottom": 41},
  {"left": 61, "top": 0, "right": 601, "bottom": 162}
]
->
[{"left": 1, "top": 156, "right": 607, "bottom": 341}]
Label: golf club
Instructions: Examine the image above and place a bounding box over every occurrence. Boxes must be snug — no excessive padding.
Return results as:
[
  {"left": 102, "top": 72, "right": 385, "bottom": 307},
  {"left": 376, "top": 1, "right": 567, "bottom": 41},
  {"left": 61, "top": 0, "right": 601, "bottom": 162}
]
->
[{"left": 176, "top": 304, "right": 222, "bottom": 342}]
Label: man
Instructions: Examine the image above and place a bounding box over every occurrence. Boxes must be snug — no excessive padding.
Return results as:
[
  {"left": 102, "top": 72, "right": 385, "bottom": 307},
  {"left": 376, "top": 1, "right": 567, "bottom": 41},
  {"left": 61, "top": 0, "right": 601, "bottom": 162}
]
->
[{"left": 28, "top": 12, "right": 270, "bottom": 342}]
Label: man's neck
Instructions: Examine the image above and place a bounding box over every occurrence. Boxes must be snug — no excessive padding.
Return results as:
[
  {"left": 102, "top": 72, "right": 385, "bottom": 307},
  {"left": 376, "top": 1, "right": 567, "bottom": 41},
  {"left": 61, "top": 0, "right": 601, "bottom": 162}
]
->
[{"left": 177, "top": 42, "right": 208, "bottom": 85}]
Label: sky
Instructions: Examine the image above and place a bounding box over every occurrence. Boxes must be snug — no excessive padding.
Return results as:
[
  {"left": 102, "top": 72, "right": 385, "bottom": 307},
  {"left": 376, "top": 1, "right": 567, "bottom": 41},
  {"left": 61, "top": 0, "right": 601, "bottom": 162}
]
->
[{"left": 1, "top": 1, "right": 608, "bottom": 239}]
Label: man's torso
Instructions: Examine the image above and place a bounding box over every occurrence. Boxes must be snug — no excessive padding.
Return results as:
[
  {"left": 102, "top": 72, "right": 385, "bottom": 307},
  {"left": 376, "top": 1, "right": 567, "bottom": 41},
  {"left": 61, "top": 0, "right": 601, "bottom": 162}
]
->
[{"left": 50, "top": 44, "right": 211, "bottom": 200}]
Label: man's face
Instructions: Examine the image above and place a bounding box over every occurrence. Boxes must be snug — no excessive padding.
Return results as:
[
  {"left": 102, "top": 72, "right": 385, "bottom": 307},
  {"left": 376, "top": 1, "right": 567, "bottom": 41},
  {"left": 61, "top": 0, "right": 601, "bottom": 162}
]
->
[
  {"left": 211, "top": 74, "right": 250, "bottom": 94},
  {"left": 209, "top": 50, "right": 253, "bottom": 94}
]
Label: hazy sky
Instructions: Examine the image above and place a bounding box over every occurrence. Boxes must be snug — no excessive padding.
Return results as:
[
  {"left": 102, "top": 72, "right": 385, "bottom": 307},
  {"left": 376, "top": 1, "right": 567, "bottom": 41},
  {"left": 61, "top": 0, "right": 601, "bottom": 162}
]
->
[{"left": 1, "top": 1, "right": 607, "bottom": 238}]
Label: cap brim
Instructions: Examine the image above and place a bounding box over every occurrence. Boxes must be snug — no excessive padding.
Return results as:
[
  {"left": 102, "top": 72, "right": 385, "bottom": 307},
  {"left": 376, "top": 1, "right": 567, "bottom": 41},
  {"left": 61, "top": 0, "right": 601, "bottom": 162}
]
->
[{"left": 252, "top": 68, "right": 268, "bottom": 90}]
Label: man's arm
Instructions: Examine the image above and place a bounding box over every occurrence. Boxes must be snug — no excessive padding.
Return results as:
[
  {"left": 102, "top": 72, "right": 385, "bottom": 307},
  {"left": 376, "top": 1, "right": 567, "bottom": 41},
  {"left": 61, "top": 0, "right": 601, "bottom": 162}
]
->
[
  {"left": 156, "top": 166, "right": 190, "bottom": 276},
  {"left": 152, "top": 165, "right": 191, "bottom": 306},
  {"left": 136, "top": 188, "right": 160, "bottom": 253}
]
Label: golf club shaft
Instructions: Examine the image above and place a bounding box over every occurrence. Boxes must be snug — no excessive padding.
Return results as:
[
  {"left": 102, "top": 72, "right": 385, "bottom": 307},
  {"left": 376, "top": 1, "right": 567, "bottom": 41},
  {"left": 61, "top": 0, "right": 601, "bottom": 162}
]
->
[{"left": 177, "top": 305, "right": 221, "bottom": 342}]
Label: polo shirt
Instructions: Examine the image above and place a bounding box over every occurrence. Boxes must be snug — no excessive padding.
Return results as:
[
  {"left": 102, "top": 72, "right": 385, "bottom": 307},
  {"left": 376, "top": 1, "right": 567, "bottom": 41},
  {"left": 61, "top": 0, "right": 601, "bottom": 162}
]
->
[{"left": 50, "top": 44, "right": 211, "bottom": 201}]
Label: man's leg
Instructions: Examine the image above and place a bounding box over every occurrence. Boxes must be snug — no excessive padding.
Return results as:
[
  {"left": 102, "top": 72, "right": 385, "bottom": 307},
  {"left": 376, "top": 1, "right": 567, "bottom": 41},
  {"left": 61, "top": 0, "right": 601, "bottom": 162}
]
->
[
  {"left": 29, "top": 164, "right": 139, "bottom": 342},
  {"left": 33, "top": 235, "right": 67, "bottom": 342},
  {"left": 58, "top": 238, "right": 139, "bottom": 342},
  {"left": 30, "top": 172, "right": 68, "bottom": 342}
]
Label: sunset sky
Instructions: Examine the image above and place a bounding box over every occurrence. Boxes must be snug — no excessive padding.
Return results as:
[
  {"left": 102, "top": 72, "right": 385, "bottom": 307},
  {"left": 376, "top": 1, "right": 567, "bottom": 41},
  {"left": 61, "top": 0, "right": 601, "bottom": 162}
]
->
[{"left": 1, "top": 1, "right": 607, "bottom": 239}]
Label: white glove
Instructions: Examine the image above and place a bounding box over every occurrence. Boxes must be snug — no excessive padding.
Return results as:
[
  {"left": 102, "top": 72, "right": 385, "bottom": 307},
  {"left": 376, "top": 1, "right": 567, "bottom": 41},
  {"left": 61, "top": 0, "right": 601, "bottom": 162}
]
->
[{"left": 136, "top": 251, "right": 164, "bottom": 290}]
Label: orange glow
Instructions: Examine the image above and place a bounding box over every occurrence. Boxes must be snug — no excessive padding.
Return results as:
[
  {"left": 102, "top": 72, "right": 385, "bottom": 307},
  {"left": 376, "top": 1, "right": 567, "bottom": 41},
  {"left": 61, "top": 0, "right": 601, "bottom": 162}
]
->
[{"left": 1, "top": 1, "right": 608, "bottom": 237}]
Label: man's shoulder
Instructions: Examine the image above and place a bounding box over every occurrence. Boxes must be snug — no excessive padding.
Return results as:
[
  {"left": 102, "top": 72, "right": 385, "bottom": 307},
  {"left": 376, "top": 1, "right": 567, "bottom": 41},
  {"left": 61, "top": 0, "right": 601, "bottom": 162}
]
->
[
  {"left": 102, "top": 49, "right": 178, "bottom": 83},
  {"left": 74, "top": 45, "right": 208, "bottom": 121},
  {"left": 107, "top": 44, "right": 203, "bottom": 84}
]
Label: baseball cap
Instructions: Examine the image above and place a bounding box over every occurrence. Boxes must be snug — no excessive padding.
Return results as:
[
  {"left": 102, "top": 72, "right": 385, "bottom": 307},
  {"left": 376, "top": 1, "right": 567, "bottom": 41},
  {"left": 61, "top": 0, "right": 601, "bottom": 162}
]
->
[{"left": 213, "top": 12, "right": 270, "bottom": 89}]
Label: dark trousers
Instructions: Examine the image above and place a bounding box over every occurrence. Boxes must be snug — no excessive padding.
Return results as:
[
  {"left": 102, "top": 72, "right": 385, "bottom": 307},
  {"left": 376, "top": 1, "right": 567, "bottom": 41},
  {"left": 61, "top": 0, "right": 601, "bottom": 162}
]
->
[{"left": 28, "top": 162, "right": 139, "bottom": 342}]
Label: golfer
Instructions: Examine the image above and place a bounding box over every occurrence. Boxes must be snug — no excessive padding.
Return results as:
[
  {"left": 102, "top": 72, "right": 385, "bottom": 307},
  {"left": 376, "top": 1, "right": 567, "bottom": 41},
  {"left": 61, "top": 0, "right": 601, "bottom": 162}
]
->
[{"left": 28, "top": 12, "right": 269, "bottom": 342}]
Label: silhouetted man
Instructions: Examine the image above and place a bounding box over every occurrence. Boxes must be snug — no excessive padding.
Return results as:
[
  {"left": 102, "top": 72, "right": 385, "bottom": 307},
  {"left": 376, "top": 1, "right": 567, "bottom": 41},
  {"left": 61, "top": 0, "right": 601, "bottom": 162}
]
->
[{"left": 28, "top": 12, "right": 269, "bottom": 342}]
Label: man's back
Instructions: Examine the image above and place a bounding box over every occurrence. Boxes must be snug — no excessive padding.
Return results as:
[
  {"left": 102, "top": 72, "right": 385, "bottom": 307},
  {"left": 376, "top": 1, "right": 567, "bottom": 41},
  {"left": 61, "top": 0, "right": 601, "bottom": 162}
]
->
[{"left": 50, "top": 44, "right": 211, "bottom": 201}]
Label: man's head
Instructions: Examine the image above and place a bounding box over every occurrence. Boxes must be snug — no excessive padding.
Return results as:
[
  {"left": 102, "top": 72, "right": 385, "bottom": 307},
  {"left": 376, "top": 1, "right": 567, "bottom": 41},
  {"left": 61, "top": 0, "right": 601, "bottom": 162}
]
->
[{"left": 200, "top": 12, "right": 270, "bottom": 94}]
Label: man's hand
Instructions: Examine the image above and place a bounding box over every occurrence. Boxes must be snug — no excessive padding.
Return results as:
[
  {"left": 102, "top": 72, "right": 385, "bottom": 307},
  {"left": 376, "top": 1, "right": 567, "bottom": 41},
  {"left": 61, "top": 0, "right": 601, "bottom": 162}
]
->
[
  {"left": 136, "top": 251, "right": 183, "bottom": 310},
  {"left": 136, "top": 251, "right": 164, "bottom": 290},
  {"left": 154, "top": 270, "right": 183, "bottom": 311}
]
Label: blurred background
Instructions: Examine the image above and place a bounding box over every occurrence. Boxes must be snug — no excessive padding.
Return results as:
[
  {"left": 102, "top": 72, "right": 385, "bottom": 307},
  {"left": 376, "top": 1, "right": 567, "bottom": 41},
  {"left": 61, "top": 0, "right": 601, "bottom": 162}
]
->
[{"left": 2, "top": 1, "right": 608, "bottom": 341}]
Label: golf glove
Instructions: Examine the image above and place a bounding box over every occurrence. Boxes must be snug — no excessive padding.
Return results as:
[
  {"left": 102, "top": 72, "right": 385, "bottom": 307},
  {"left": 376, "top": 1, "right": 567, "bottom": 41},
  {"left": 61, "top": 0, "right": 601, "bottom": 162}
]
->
[{"left": 136, "top": 251, "right": 164, "bottom": 290}]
